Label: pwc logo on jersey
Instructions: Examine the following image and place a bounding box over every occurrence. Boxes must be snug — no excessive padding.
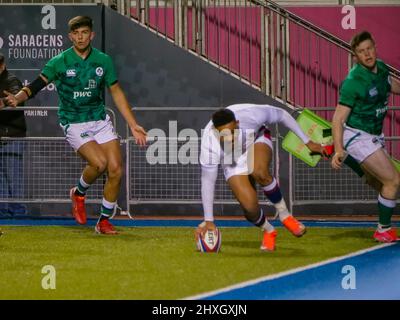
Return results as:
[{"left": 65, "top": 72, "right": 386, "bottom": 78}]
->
[
  {"left": 73, "top": 91, "right": 92, "bottom": 99},
  {"left": 73, "top": 80, "right": 97, "bottom": 99},
  {"left": 376, "top": 106, "right": 388, "bottom": 118}
]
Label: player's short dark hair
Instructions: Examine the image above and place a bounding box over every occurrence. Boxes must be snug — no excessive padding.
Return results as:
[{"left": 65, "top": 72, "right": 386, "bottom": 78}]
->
[
  {"left": 0, "top": 52, "right": 5, "bottom": 65},
  {"left": 350, "top": 31, "right": 375, "bottom": 53},
  {"left": 212, "top": 108, "right": 236, "bottom": 128},
  {"left": 68, "top": 16, "right": 93, "bottom": 32}
]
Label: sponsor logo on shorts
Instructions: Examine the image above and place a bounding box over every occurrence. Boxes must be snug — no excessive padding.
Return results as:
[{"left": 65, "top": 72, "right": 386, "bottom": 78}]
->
[{"left": 80, "top": 132, "right": 90, "bottom": 139}]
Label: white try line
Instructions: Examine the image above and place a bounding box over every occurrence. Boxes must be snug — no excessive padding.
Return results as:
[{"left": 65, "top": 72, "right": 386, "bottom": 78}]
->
[{"left": 183, "top": 242, "right": 396, "bottom": 300}]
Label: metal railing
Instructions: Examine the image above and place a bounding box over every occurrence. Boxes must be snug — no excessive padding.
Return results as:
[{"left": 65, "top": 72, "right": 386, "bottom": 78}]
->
[
  {"left": 288, "top": 107, "right": 400, "bottom": 207},
  {"left": 126, "top": 136, "right": 276, "bottom": 206},
  {"left": 0, "top": 107, "right": 116, "bottom": 206},
  {"left": 0, "top": 0, "right": 98, "bottom": 3},
  {"left": 1, "top": 106, "right": 399, "bottom": 214},
  {"left": 127, "top": 0, "right": 400, "bottom": 109},
  {"left": 125, "top": 0, "right": 400, "bottom": 158}
]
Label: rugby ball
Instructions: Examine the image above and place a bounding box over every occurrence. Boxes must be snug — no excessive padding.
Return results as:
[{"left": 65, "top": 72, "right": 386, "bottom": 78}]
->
[{"left": 196, "top": 228, "right": 221, "bottom": 253}]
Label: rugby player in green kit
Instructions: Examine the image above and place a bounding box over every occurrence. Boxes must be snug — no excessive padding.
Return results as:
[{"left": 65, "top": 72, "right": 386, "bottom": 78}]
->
[
  {"left": 4, "top": 16, "right": 147, "bottom": 235},
  {"left": 332, "top": 31, "right": 400, "bottom": 242}
]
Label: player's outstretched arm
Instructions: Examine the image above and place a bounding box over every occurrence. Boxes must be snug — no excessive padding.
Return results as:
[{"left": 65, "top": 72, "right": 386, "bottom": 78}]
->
[
  {"left": 331, "top": 104, "right": 351, "bottom": 170},
  {"left": 108, "top": 82, "right": 147, "bottom": 146},
  {"left": 279, "top": 109, "right": 327, "bottom": 156},
  {"left": 3, "top": 74, "right": 48, "bottom": 107},
  {"left": 197, "top": 165, "right": 218, "bottom": 236}
]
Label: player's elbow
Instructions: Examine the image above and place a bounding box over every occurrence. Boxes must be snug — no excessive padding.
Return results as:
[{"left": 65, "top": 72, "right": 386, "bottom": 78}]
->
[{"left": 332, "top": 113, "right": 345, "bottom": 129}]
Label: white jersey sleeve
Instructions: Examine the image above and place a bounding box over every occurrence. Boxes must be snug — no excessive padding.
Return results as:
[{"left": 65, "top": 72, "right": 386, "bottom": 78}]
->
[
  {"left": 201, "top": 165, "right": 218, "bottom": 221},
  {"left": 279, "top": 110, "right": 310, "bottom": 144},
  {"left": 199, "top": 123, "right": 220, "bottom": 221},
  {"left": 243, "top": 105, "right": 310, "bottom": 144},
  {"left": 199, "top": 123, "right": 221, "bottom": 167}
]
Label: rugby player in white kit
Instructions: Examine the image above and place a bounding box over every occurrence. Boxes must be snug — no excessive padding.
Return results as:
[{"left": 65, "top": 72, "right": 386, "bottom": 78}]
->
[{"left": 197, "top": 104, "right": 326, "bottom": 251}]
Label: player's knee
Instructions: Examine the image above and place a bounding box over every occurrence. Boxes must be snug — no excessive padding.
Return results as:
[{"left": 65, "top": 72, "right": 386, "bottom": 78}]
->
[
  {"left": 91, "top": 157, "right": 107, "bottom": 174},
  {"left": 252, "top": 171, "right": 273, "bottom": 187},
  {"left": 391, "top": 175, "right": 400, "bottom": 190},
  {"left": 381, "top": 177, "right": 399, "bottom": 193},
  {"left": 108, "top": 162, "right": 122, "bottom": 180}
]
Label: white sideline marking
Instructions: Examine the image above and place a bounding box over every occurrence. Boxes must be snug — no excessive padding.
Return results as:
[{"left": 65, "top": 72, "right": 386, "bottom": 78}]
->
[{"left": 183, "top": 242, "right": 396, "bottom": 300}]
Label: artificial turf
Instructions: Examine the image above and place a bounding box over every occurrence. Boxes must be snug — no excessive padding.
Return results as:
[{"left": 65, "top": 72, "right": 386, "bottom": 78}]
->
[{"left": 0, "top": 226, "right": 377, "bottom": 299}]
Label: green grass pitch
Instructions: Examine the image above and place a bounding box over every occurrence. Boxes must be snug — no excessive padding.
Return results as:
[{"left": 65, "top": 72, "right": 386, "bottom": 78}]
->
[{"left": 0, "top": 226, "right": 377, "bottom": 299}]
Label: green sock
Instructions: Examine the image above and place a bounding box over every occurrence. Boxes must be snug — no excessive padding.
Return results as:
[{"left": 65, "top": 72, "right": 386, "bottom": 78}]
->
[{"left": 378, "top": 194, "right": 395, "bottom": 227}]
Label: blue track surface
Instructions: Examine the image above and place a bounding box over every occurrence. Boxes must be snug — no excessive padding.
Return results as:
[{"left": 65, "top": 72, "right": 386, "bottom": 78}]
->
[{"left": 197, "top": 243, "right": 400, "bottom": 300}]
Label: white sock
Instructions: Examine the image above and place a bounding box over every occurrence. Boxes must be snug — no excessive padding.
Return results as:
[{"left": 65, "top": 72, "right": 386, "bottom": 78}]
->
[
  {"left": 274, "top": 198, "right": 291, "bottom": 222},
  {"left": 378, "top": 224, "right": 392, "bottom": 233},
  {"left": 79, "top": 176, "right": 91, "bottom": 188},
  {"left": 261, "top": 219, "right": 275, "bottom": 233}
]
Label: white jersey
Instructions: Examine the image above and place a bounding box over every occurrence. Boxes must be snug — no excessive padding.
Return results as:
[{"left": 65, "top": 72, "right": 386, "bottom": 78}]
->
[
  {"left": 200, "top": 103, "right": 311, "bottom": 222},
  {"left": 200, "top": 104, "right": 309, "bottom": 168}
]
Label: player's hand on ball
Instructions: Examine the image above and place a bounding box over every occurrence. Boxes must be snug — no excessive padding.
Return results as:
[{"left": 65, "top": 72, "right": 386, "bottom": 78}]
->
[
  {"left": 195, "top": 221, "right": 216, "bottom": 238},
  {"left": 331, "top": 150, "right": 346, "bottom": 170},
  {"left": 131, "top": 124, "right": 147, "bottom": 146},
  {"left": 195, "top": 221, "right": 221, "bottom": 253}
]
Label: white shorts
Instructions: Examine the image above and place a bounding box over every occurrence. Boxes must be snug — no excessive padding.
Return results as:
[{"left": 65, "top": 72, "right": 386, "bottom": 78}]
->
[
  {"left": 343, "top": 125, "right": 385, "bottom": 163},
  {"left": 60, "top": 115, "right": 119, "bottom": 152},
  {"left": 223, "top": 127, "right": 273, "bottom": 181}
]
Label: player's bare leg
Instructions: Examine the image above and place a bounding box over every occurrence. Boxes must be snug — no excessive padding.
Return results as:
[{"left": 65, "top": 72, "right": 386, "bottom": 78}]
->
[
  {"left": 251, "top": 143, "right": 306, "bottom": 237},
  {"left": 99, "top": 140, "right": 123, "bottom": 203},
  {"left": 228, "top": 175, "right": 277, "bottom": 251},
  {"left": 68, "top": 141, "right": 108, "bottom": 225},
  {"left": 78, "top": 141, "right": 108, "bottom": 184},
  {"left": 363, "top": 170, "right": 383, "bottom": 192},
  {"left": 361, "top": 149, "right": 399, "bottom": 242},
  {"left": 92, "top": 139, "right": 122, "bottom": 235}
]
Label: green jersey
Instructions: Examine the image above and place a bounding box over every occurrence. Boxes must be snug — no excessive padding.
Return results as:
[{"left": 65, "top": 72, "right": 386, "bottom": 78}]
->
[
  {"left": 338, "top": 59, "right": 391, "bottom": 135},
  {"left": 41, "top": 47, "right": 118, "bottom": 125}
]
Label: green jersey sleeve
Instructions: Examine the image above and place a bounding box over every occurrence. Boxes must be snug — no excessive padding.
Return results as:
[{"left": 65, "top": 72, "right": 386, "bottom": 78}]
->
[
  {"left": 41, "top": 56, "right": 58, "bottom": 83},
  {"left": 338, "top": 79, "right": 358, "bottom": 109},
  {"left": 104, "top": 55, "right": 118, "bottom": 87}
]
